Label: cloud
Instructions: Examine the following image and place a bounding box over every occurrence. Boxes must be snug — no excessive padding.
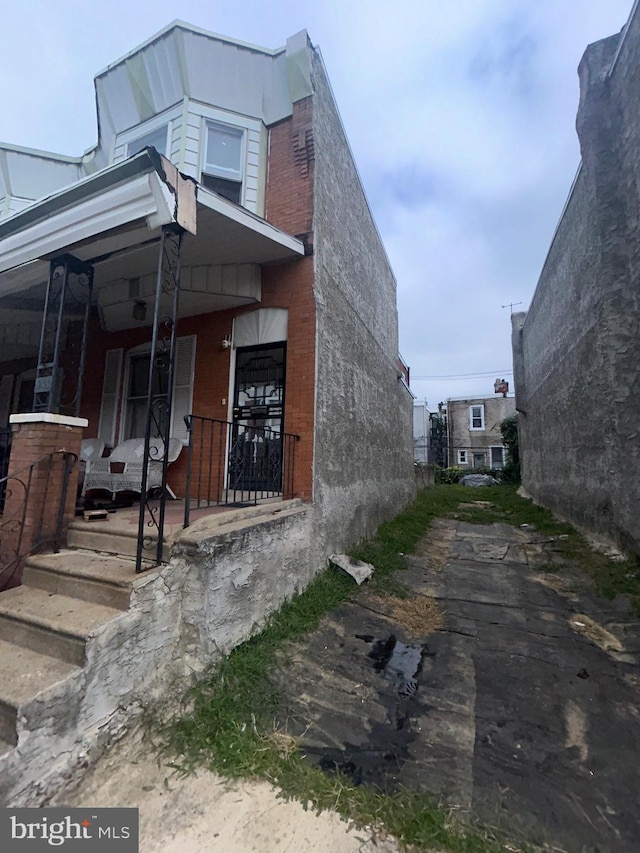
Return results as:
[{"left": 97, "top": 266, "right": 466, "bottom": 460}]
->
[{"left": 0, "top": 0, "right": 634, "bottom": 410}]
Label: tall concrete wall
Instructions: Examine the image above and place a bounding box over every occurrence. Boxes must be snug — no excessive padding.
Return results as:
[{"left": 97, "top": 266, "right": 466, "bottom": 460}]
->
[
  {"left": 514, "top": 11, "right": 640, "bottom": 554},
  {"left": 310, "top": 48, "right": 415, "bottom": 550}
]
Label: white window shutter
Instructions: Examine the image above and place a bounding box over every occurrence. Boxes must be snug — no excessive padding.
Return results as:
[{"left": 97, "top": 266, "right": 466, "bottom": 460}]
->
[
  {"left": 98, "top": 349, "right": 123, "bottom": 447},
  {"left": 171, "top": 336, "right": 196, "bottom": 442},
  {"left": 0, "top": 375, "right": 13, "bottom": 427}
]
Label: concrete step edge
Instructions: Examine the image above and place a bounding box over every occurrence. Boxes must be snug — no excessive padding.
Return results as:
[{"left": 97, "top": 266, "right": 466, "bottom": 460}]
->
[
  {"left": 23, "top": 552, "right": 136, "bottom": 589},
  {"left": 0, "top": 590, "right": 123, "bottom": 641},
  {"left": 0, "top": 641, "right": 81, "bottom": 711}
]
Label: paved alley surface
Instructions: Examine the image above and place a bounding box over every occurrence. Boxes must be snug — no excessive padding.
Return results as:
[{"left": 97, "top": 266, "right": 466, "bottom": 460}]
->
[{"left": 271, "top": 517, "right": 640, "bottom": 852}]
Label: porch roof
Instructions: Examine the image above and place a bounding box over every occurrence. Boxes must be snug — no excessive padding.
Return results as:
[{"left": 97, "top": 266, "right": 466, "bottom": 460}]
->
[{"left": 0, "top": 149, "right": 305, "bottom": 297}]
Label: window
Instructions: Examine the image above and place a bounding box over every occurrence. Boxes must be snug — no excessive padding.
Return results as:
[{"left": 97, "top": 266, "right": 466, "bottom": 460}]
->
[
  {"left": 108, "top": 337, "right": 196, "bottom": 447},
  {"left": 123, "top": 351, "right": 170, "bottom": 440},
  {"left": 202, "top": 122, "right": 243, "bottom": 203},
  {"left": 490, "top": 446, "right": 505, "bottom": 469},
  {"left": 457, "top": 450, "right": 468, "bottom": 465},
  {"left": 127, "top": 125, "right": 168, "bottom": 158},
  {"left": 469, "top": 404, "right": 485, "bottom": 430}
]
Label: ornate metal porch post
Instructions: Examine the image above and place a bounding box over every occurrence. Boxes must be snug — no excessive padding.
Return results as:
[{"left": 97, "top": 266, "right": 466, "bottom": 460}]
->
[
  {"left": 34, "top": 255, "right": 94, "bottom": 415},
  {"left": 135, "top": 223, "right": 184, "bottom": 572}
]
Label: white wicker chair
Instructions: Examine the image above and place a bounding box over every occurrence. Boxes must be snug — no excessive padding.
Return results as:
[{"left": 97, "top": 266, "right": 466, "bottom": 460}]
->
[
  {"left": 78, "top": 438, "right": 105, "bottom": 494},
  {"left": 83, "top": 437, "right": 182, "bottom": 499}
]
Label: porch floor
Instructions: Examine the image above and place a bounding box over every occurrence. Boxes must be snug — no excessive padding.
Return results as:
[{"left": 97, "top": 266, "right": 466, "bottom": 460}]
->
[{"left": 73, "top": 495, "right": 287, "bottom": 554}]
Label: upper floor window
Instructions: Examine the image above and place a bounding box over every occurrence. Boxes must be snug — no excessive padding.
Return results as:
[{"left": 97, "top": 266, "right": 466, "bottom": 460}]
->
[
  {"left": 469, "top": 405, "right": 485, "bottom": 430},
  {"left": 202, "top": 122, "right": 243, "bottom": 204},
  {"left": 127, "top": 125, "right": 168, "bottom": 158}
]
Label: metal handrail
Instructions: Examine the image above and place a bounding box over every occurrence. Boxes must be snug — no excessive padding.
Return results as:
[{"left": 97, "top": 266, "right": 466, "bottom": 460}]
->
[
  {"left": 0, "top": 449, "right": 78, "bottom": 591},
  {"left": 183, "top": 414, "right": 299, "bottom": 528}
]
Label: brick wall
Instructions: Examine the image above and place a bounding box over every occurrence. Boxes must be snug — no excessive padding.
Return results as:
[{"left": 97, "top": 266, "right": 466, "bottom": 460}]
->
[
  {"left": 2, "top": 419, "right": 83, "bottom": 587},
  {"left": 79, "top": 261, "right": 316, "bottom": 501},
  {"left": 265, "top": 96, "right": 315, "bottom": 244}
]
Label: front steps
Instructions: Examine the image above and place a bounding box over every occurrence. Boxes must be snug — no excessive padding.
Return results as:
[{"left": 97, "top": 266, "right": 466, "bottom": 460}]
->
[
  {"left": 67, "top": 518, "right": 170, "bottom": 563},
  {"left": 0, "top": 498, "right": 310, "bottom": 804},
  {"left": 0, "top": 550, "right": 135, "bottom": 768}
]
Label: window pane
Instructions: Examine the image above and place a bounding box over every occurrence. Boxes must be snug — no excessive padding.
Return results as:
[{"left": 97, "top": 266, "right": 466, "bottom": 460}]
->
[
  {"left": 205, "top": 124, "right": 242, "bottom": 178},
  {"left": 125, "top": 353, "right": 168, "bottom": 439},
  {"left": 201, "top": 173, "right": 242, "bottom": 204},
  {"left": 470, "top": 406, "right": 483, "bottom": 428},
  {"left": 127, "top": 125, "right": 168, "bottom": 157}
]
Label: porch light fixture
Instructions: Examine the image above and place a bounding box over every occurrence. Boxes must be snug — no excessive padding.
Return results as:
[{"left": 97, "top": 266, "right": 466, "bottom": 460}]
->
[
  {"left": 132, "top": 299, "right": 147, "bottom": 321},
  {"left": 221, "top": 335, "right": 232, "bottom": 350}
]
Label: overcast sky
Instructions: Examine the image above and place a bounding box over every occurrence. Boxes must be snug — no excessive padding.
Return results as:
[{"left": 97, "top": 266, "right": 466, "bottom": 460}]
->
[{"left": 0, "top": 0, "right": 633, "bottom": 406}]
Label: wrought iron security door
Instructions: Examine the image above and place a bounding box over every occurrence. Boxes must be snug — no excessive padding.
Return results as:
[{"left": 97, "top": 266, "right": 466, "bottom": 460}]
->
[{"left": 230, "top": 343, "right": 286, "bottom": 493}]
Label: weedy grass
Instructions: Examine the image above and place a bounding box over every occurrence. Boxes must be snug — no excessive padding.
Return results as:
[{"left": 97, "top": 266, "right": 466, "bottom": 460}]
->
[{"left": 156, "top": 483, "right": 636, "bottom": 852}]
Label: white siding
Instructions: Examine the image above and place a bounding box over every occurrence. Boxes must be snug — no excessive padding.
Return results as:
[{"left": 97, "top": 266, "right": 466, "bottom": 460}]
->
[
  {"left": 243, "top": 128, "right": 261, "bottom": 211},
  {"left": 187, "top": 102, "right": 264, "bottom": 213}
]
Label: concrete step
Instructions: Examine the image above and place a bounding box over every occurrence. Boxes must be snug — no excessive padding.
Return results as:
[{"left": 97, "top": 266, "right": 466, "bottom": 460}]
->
[
  {"left": 0, "top": 587, "right": 123, "bottom": 667},
  {"left": 67, "top": 521, "right": 169, "bottom": 562},
  {"left": 0, "top": 638, "right": 80, "bottom": 745},
  {"left": 22, "top": 551, "right": 135, "bottom": 611}
]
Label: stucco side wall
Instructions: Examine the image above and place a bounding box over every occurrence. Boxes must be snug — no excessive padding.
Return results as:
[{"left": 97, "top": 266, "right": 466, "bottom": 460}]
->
[
  {"left": 310, "top": 49, "right": 415, "bottom": 550},
  {"left": 515, "top": 20, "right": 640, "bottom": 554}
]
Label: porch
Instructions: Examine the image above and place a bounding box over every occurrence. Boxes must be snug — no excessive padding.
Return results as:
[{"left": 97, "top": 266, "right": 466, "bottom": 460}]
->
[{"left": 0, "top": 149, "right": 312, "bottom": 583}]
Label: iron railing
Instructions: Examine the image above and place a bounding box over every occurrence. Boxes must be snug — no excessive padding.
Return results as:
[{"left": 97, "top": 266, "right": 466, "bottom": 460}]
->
[
  {"left": 0, "top": 450, "right": 77, "bottom": 591},
  {"left": 183, "top": 415, "right": 299, "bottom": 528}
]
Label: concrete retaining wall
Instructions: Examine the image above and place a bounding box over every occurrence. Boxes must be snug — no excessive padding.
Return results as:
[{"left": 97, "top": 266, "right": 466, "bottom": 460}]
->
[{"left": 1, "top": 503, "right": 318, "bottom": 805}]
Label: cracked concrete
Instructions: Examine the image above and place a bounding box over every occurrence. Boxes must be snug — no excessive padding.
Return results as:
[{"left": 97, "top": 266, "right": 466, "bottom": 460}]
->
[{"left": 269, "top": 517, "right": 640, "bottom": 853}]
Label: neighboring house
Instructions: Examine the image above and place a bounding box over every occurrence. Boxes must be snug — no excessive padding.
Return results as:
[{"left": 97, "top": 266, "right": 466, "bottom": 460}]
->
[
  {"left": 512, "top": 3, "right": 640, "bottom": 556},
  {"left": 446, "top": 395, "right": 515, "bottom": 470},
  {"left": 0, "top": 22, "right": 415, "bottom": 803},
  {"left": 413, "top": 400, "right": 430, "bottom": 463}
]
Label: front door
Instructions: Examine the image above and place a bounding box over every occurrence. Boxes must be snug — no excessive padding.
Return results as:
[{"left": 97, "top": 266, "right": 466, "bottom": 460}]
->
[
  {"left": 473, "top": 452, "right": 486, "bottom": 469},
  {"left": 230, "top": 343, "right": 286, "bottom": 493}
]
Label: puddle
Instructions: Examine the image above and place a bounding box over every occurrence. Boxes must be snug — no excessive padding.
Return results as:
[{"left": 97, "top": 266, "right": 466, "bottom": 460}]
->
[
  {"left": 367, "top": 634, "right": 426, "bottom": 697},
  {"left": 304, "top": 634, "right": 433, "bottom": 792}
]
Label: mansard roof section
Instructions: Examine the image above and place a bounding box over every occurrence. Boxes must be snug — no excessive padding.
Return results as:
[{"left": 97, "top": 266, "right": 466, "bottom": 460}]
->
[
  {"left": 0, "top": 144, "right": 85, "bottom": 217},
  {"left": 94, "top": 21, "right": 314, "bottom": 140}
]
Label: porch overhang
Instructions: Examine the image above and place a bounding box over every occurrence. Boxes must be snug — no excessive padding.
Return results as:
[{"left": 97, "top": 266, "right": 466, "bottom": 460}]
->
[{"left": 0, "top": 150, "right": 305, "bottom": 299}]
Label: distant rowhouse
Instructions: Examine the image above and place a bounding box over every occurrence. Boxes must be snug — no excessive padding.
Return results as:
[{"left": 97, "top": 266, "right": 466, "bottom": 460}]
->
[{"left": 446, "top": 394, "right": 515, "bottom": 470}]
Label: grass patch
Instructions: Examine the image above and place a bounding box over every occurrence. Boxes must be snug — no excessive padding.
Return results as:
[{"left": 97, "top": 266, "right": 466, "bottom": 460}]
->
[
  {"left": 154, "top": 486, "right": 545, "bottom": 852},
  {"left": 434, "top": 484, "right": 640, "bottom": 611}
]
